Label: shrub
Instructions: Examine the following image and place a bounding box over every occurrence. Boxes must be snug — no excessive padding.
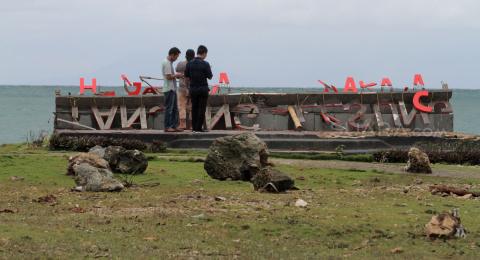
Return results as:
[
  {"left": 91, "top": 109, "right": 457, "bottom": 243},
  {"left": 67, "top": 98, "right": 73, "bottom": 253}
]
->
[{"left": 49, "top": 134, "right": 148, "bottom": 151}]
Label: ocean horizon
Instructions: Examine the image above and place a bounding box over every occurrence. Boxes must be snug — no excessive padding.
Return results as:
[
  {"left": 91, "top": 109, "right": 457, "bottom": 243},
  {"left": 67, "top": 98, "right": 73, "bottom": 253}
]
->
[{"left": 0, "top": 85, "right": 477, "bottom": 144}]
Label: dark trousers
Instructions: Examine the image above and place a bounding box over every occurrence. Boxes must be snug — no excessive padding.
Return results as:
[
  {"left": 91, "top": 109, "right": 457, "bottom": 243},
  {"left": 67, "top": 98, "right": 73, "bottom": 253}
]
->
[
  {"left": 164, "top": 90, "right": 179, "bottom": 129},
  {"left": 190, "top": 87, "right": 209, "bottom": 131}
]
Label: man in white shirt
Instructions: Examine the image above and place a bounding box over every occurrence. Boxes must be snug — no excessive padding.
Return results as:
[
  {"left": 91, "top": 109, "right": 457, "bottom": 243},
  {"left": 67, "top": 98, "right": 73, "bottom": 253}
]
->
[{"left": 162, "top": 47, "right": 183, "bottom": 132}]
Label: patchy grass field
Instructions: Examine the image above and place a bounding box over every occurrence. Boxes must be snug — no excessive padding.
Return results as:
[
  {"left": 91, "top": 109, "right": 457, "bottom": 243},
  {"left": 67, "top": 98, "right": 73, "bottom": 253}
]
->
[{"left": 1, "top": 144, "right": 480, "bottom": 259}]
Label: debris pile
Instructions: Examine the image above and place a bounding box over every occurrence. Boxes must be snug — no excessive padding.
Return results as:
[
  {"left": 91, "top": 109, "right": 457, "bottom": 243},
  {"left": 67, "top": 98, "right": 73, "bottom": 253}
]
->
[
  {"left": 429, "top": 184, "right": 480, "bottom": 198},
  {"left": 204, "top": 133, "right": 295, "bottom": 192},
  {"left": 405, "top": 147, "right": 432, "bottom": 174}
]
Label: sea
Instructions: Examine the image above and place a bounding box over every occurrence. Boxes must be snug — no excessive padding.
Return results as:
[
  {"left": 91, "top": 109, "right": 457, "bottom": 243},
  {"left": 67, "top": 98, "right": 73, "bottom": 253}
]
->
[{"left": 0, "top": 85, "right": 478, "bottom": 144}]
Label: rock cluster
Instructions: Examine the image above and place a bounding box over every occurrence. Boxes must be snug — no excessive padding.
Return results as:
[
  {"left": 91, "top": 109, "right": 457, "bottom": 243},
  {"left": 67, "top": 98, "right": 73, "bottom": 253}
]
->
[
  {"left": 68, "top": 153, "right": 124, "bottom": 192},
  {"left": 204, "top": 133, "right": 294, "bottom": 192},
  {"left": 405, "top": 147, "right": 432, "bottom": 174},
  {"left": 67, "top": 145, "right": 148, "bottom": 192}
]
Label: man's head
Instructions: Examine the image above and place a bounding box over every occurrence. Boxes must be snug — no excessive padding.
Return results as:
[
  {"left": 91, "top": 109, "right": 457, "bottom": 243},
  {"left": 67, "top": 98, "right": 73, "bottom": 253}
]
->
[
  {"left": 196, "top": 45, "right": 208, "bottom": 59},
  {"left": 168, "top": 47, "right": 181, "bottom": 62},
  {"left": 186, "top": 49, "right": 195, "bottom": 62}
]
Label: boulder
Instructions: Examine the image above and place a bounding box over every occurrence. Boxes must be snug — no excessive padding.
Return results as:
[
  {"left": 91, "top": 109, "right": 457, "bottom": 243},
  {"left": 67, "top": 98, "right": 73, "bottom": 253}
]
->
[
  {"left": 251, "top": 167, "right": 295, "bottom": 192},
  {"left": 73, "top": 163, "right": 124, "bottom": 192},
  {"left": 204, "top": 133, "right": 269, "bottom": 181},
  {"left": 204, "top": 133, "right": 295, "bottom": 192},
  {"left": 92, "top": 146, "right": 148, "bottom": 174},
  {"left": 405, "top": 147, "right": 432, "bottom": 174}
]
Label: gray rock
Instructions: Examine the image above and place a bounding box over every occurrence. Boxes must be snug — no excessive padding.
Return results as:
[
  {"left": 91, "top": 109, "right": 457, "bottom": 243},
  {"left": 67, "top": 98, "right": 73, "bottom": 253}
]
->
[
  {"left": 102, "top": 146, "right": 148, "bottom": 174},
  {"left": 67, "top": 152, "right": 110, "bottom": 176},
  {"left": 88, "top": 145, "right": 106, "bottom": 158},
  {"left": 204, "top": 133, "right": 269, "bottom": 181},
  {"left": 251, "top": 167, "right": 295, "bottom": 192},
  {"left": 405, "top": 147, "right": 432, "bottom": 174},
  {"left": 72, "top": 162, "right": 124, "bottom": 192}
]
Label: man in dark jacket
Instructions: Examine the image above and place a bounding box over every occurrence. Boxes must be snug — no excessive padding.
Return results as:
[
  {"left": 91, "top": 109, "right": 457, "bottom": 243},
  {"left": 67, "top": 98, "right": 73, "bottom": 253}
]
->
[{"left": 184, "top": 45, "right": 213, "bottom": 132}]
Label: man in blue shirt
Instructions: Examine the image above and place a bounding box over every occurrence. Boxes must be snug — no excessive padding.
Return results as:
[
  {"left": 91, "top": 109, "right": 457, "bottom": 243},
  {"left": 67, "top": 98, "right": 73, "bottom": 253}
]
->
[{"left": 184, "top": 45, "right": 213, "bottom": 132}]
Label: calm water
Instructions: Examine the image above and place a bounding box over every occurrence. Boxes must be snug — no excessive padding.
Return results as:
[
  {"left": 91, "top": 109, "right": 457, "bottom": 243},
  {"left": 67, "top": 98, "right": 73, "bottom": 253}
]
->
[{"left": 0, "top": 86, "right": 478, "bottom": 144}]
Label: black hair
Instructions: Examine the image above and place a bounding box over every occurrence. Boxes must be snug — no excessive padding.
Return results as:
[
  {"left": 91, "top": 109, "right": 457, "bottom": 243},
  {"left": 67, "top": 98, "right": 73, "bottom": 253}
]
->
[
  {"left": 168, "top": 47, "right": 181, "bottom": 56},
  {"left": 197, "top": 45, "right": 208, "bottom": 55},
  {"left": 186, "top": 49, "right": 195, "bottom": 61}
]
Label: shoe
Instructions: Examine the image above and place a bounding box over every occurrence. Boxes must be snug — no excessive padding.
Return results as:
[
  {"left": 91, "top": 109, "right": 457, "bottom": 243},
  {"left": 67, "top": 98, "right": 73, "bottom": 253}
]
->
[
  {"left": 174, "top": 128, "right": 184, "bottom": 132},
  {"left": 164, "top": 128, "right": 176, "bottom": 132}
]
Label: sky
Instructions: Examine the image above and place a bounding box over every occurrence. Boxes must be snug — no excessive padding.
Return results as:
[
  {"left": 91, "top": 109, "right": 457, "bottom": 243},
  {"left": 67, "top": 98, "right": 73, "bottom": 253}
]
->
[{"left": 1, "top": 0, "right": 479, "bottom": 88}]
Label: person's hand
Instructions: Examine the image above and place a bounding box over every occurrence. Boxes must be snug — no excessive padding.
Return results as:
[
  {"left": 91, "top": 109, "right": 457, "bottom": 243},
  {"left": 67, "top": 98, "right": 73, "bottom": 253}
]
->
[{"left": 175, "top": 73, "right": 184, "bottom": 79}]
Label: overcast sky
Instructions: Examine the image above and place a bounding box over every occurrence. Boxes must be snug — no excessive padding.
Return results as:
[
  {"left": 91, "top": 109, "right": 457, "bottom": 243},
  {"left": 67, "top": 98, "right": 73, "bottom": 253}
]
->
[{"left": 1, "top": 0, "right": 479, "bottom": 88}]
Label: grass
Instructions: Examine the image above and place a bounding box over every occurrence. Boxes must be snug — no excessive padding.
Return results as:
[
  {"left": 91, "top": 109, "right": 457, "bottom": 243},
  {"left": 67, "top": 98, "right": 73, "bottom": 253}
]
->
[{"left": 1, "top": 145, "right": 480, "bottom": 258}]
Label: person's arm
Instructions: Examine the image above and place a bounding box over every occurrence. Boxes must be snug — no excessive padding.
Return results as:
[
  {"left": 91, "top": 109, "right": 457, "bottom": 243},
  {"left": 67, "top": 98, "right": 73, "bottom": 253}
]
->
[{"left": 205, "top": 62, "right": 213, "bottom": 80}]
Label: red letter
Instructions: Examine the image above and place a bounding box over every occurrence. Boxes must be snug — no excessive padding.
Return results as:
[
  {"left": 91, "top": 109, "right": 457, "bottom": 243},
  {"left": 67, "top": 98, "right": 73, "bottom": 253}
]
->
[
  {"left": 79, "top": 78, "right": 97, "bottom": 94},
  {"left": 359, "top": 81, "right": 377, "bottom": 89},
  {"left": 125, "top": 82, "right": 142, "bottom": 96},
  {"left": 318, "top": 80, "right": 338, "bottom": 93},
  {"left": 413, "top": 74, "right": 425, "bottom": 86},
  {"left": 210, "top": 84, "right": 220, "bottom": 95},
  {"left": 121, "top": 74, "right": 132, "bottom": 86},
  {"left": 219, "top": 72, "right": 230, "bottom": 84},
  {"left": 343, "top": 77, "right": 358, "bottom": 93},
  {"left": 413, "top": 90, "right": 432, "bottom": 113},
  {"left": 380, "top": 77, "right": 392, "bottom": 87},
  {"left": 142, "top": 86, "right": 159, "bottom": 95}
]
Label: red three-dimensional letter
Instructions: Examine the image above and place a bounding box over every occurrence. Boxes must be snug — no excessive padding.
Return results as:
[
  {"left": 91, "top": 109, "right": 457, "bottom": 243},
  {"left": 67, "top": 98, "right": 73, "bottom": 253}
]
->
[
  {"left": 380, "top": 77, "right": 393, "bottom": 87},
  {"left": 343, "top": 77, "right": 358, "bottom": 93},
  {"left": 125, "top": 82, "right": 142, "bottom": 96},
  {"left": 413, "top": 74, "right": 425, "bottom": 86},
  {"left": 413, "top": 90, "right": 432, "bottom": 113},
  {"left": 219, "top": 72, "right": 230, "bottom": 84},
  {"left": 79, "top": 78, "right": 97, "bottom": 94},
  {"left": 318, "top": 80, "right": 338, "bottom": 93},
  {"left": 210, "top": 84, "right": 220, "bottom": 95},
  {"left": 359, "top": 81, "right": 377, "bottom": 89},
  {"left": 121, "top": 74, "right": 132, "bottom": 86}
]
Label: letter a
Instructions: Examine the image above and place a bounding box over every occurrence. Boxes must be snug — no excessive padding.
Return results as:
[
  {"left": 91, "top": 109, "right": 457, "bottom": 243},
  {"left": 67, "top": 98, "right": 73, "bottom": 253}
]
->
[
  {"left": 343, "top": 77, "right": 358, "bottom": 93},
  {"left": 413, "top": 74, "right": 425, "bottom": 86},
  {"left": 219, "top": 72, "right": 230, "bottom": 84},
  {"left": 380, "top": 77, "right": 392, "bottom": 87}
]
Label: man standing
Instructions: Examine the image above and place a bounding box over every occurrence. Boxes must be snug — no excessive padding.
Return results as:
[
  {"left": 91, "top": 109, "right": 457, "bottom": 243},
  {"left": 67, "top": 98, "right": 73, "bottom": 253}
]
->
[
  {"left": 175, "top": 49, "right": 195, "bottom": 130},
  {"left": 162, "top": 47, "right": 183, "bottom": 132},
  {"left": 184, "top": 45, "right": 213, "bottom": 132}
]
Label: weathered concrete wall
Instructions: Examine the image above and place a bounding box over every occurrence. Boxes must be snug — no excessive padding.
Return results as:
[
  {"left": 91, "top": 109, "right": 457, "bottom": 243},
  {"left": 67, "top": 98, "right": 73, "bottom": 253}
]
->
[{"left": 54, "top": 90, "right": 453, "bottom": 132}]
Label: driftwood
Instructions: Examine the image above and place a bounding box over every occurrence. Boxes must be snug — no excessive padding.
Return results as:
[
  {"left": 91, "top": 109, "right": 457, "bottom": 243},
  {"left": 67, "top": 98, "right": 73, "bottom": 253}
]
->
[{"left": 429, "top": 184, "right": 480, "bottom": 197}]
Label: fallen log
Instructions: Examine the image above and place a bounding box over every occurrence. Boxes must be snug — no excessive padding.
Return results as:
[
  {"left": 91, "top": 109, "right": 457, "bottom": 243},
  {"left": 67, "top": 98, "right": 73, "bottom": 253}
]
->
[{"left": 429, "top": 184, "right": 480, "bottom": 197}]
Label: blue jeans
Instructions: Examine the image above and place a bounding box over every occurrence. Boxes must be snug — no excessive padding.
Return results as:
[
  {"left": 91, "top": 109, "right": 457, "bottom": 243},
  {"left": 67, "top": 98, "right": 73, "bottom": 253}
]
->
[{"left": 164, "top": 90, "right": 179, "bottom": 129}]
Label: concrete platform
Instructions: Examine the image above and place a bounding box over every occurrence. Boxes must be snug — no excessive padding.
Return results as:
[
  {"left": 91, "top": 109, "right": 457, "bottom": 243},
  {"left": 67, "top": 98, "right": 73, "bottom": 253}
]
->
[{"left": 54, "top": 129, "right": 467, "bottom": 153}]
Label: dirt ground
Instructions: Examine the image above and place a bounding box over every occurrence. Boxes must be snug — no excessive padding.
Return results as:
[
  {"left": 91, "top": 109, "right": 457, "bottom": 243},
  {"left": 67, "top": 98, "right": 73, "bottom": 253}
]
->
[{"left": 271, "top": 158, "right": 480, "bottom": 179}]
